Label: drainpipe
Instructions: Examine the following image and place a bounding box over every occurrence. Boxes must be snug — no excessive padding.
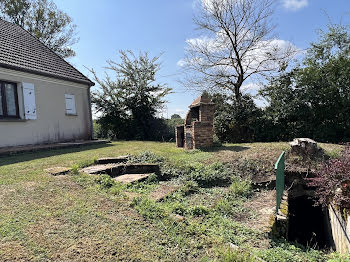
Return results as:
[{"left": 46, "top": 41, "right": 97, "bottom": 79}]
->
[{"left": 87, "top": 86, "right": 94, "bottom": 140}]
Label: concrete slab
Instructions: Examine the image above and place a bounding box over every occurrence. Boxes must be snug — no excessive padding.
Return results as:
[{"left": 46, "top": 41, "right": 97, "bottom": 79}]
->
[
  {"left": 113, "top": 173, "right": 152, "bottom": 184},
  {"left": 80, "top": 164, "right": 119, "bottom": 175},
  {"left": 80, "top": 163, "right": 160, "bottom": 177},
  {"left": 0, "top": 140, "right": 108, "bottom": 157},
  {"left": 44, "top": 167, "right": 71, "bottom": 176}
]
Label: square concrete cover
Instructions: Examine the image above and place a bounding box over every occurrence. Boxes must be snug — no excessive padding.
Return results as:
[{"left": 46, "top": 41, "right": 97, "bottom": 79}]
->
[{"left": 113, "top": 173, "right": 152, "bottom": 184}]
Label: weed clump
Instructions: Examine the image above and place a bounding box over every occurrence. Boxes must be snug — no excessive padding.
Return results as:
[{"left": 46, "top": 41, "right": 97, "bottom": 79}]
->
[
  {"left": 219, "top": 247, "right": 255, "bottom": 262},
  {"left": 182, "top": 162, "right": 233, "bottom": 187},
  {"left": 128, "top": 151, "right": 165, "bottom": 164},
  {"left": 94, "top": 174, "right": 115, "bottom": 189},
  {"left": 178, "top": 181, "right": 199, "bottom": 196},
  {"left": 189, "top": 205, "right": 210, "bottom": 217},
  {"left": 229, "top": 177, "right": 252, "bottom": 198},
  {"left": 131, "top": 197, "right": 168, "bottom": 219}
]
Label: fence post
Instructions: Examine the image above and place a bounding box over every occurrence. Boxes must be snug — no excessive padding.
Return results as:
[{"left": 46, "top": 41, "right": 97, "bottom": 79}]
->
[{"left": 275, "top": 151, "right": 285, "bottom": 213}]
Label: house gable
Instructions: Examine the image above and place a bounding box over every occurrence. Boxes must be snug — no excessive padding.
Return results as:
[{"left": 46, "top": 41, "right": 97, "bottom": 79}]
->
[{"left": 0, "top": 19, "right": 94, "bottom": 86}]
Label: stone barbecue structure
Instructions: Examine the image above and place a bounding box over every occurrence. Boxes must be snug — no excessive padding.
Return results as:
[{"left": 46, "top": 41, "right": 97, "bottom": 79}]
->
[{"left": 176, "top": 95, "right": 215, "bottom": 149}]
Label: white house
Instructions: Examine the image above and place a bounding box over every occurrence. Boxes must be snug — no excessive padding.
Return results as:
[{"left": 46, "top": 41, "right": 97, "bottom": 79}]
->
[{"left": 0, "top": 19, "right": 94, "bottom": 148}]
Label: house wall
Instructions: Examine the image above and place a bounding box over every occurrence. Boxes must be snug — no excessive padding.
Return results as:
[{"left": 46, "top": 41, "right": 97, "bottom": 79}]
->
[{"left": 0, "top": 68, "right": 92, "bottom": 148}]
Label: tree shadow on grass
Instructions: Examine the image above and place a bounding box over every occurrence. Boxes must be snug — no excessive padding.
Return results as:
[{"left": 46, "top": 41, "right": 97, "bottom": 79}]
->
[
  {"left": 202, "top": 144, "right": 250, "bottom": 153},
  {"left": 0, "top": 143, "right": 114, "bottom": 166}
]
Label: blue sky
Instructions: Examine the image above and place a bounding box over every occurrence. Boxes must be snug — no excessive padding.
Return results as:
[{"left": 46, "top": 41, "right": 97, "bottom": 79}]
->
[{"left": 56, "top": 0, "right": 350, "bottom": 118}]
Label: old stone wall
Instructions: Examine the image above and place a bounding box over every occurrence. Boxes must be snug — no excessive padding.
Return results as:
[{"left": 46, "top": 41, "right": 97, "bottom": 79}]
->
[
  {"left": 199, "top": 104, "right": 215, "bottom": 123},
  {"left": 176, "top": 94, "right": 215, "bottom": 150},
  {"left": 192, "top": 122, "right": 214, "bottom": 148}
]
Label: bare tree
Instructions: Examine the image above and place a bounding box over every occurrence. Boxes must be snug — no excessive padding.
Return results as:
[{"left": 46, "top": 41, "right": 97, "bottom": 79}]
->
[{"left": 181, "top": 0, "right": 297, "bottom": 101}]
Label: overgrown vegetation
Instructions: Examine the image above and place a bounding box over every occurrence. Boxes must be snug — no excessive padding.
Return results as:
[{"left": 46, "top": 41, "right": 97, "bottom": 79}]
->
[
  {"left": 91, "top": 51, "right": 173, "bottom": 141},
  {"left": 0, "top": 142, "right": 346, "bottom": 261},
  {"left": 74, "top": 149, "right": 343, "bottom": 261},
  {"left": 308, "top": 146, "right": 350, "bottom": 210},
  {"left": 212, "top": 23, "right": 350, "bottom": 143}
]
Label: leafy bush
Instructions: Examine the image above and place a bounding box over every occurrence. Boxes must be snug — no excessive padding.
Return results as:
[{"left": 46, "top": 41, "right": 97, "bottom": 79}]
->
[
  {"left": 308, "top": 147, "right": 350, "bottom": 210},
  {"left": 212, "top": 93, "right": 265, "bottom": 143},
  {"left": 91, "top": 51, "right": 172, "bottom": 141}
]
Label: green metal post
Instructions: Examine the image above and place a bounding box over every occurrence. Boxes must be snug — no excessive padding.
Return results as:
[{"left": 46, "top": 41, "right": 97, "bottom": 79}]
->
[{"left": 275, "top": 151, "right": 285, "bottom": 213}]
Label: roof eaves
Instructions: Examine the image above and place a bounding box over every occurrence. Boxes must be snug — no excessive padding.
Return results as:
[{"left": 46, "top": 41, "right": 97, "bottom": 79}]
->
[{"left": 0, "top": 63, "right": 95, "bottom": 86}]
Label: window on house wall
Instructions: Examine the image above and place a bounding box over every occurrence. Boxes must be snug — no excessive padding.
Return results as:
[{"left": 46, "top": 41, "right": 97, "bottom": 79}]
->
[
  {"left": 65, "top": 94, "right": 76, "bottom": 115},
  {"left": 0, "top": 81, "right": 19, "bottom": 118}
]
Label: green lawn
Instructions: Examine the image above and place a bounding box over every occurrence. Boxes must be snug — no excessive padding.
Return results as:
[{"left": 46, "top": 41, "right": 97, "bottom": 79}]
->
[{"left": 0, "top": 141, "right": 347, "bottom": 261}]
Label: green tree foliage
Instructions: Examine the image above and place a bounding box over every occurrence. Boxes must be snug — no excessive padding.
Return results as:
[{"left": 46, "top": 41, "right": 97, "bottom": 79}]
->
[
  {"left": 170, "top": 114, "right": 181, "bottom": 119},
  {"left": 212, "top": 93, "right": 265, "bottom": 143},
  {"left": 261, "top": 23, "right": 350, "bottom": 142},
  {"left": 0, "top": 0, "right": 78, "bottom": 58},
  {"left": 164, "top": 117, "right": 183, "bottom": 142},
  {"left": 91, "top": 51, "right": 172, "bottom": 141}
]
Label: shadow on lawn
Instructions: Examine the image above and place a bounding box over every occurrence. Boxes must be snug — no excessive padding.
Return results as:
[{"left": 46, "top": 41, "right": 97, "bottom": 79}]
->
[
  {"left": 203, "top": 144, "right": 250, "bottom": 152},
  {"left": 0, "top": 143, "right": 113, "bottom": 166}
]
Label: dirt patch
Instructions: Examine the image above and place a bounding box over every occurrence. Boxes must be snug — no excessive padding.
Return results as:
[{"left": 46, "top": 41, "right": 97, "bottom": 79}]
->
[
  {"left": 0, "top": 241, "right": 30, "bottom": 262},
  {"left": 149, "top": 184, "right": 180, "bottom": 202},
  {"left": 243, "top": 190, "right": 275, "bottom": 233},
  {"left": 124, "top": 192, "right": 141, "bottom": 202}
]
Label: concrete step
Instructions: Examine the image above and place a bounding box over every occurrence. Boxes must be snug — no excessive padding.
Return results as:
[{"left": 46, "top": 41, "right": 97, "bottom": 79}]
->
[
  {"left": 113, "top": 173, "right": 152, "bottom": 184},
  {"left": 0, "top": 140, "right": 108, "bottom": 157},
  {"left": 81, "top": 163, "right": 160, "bottom": 177},
  {"left": 95, "top": 156, "right": 129, "bottom": 164},
  {"left": 119, "top": 163, "right": 160, "bottom": 176},
  {"left": 80, "top": 164, "right": 119, "bottom": 175}
]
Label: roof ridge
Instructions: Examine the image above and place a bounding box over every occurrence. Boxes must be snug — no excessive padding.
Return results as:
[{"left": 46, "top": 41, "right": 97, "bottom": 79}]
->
[{"left": 0, "top": 18, "right": 94, "bottom": 86}]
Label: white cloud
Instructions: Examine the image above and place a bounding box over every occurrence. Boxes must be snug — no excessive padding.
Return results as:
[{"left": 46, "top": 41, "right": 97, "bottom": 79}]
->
[
  {"left": 282, "top": 0, "right": 308, "bottom": 11},
  {"left": 178, "top": 32, "right": 299, "bottom": 75}
]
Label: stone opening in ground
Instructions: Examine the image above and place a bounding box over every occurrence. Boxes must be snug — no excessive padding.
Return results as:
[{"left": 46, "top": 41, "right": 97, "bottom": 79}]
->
[{"left": 288, "top": 195, "right": 333, "bottom": 250}]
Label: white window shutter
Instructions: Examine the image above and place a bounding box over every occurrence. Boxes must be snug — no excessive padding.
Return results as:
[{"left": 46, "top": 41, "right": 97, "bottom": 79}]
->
[
  {"left": 65, "top": 94, "right": 76, "bottom": 115},
  {"left": 22, "top": 82, "right": 37, "bottom": 120}
]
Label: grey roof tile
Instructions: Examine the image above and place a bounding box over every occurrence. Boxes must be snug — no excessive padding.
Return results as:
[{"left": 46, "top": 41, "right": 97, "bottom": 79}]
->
[{"left": 0, "top": 19, "right": 94, "bottom": 86}]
